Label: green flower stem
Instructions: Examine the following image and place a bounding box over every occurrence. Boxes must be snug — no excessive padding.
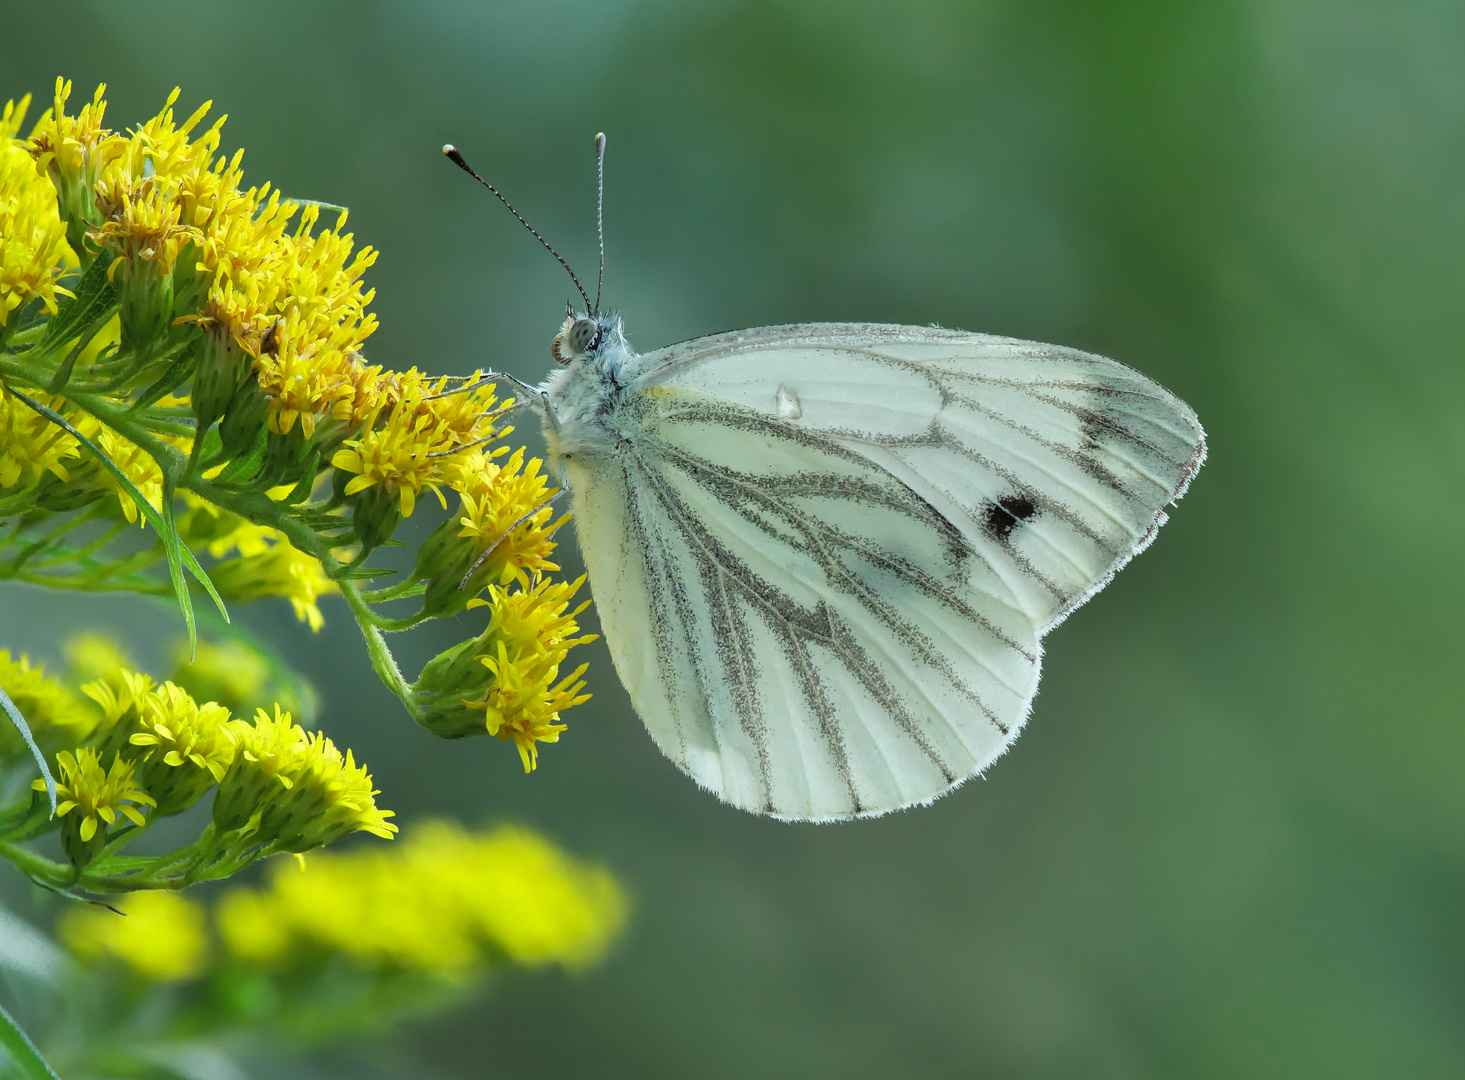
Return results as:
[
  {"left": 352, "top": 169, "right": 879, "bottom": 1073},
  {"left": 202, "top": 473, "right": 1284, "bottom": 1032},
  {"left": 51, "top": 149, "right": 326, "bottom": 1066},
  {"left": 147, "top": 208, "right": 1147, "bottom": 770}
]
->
[
  {"left": 370, "top": 611, "right": 433, "bottom": 633},
  {"left": 0, "top": 843, "right": 71, "bottom": 889},
  {"left": 339, "top": 577, "right": 420, "bottom": 717},
  {"left": 0, "top": 505, "right": 103, "bottom": 574},
  {"left": 0, "top": 1003, "right": 61, "bottom": 1080},
  {"left": 359, "top": 578, "right": 426, "bottom": 603},
  {"left": 30, "top": 516, "right": 125, "bottom": 569}
]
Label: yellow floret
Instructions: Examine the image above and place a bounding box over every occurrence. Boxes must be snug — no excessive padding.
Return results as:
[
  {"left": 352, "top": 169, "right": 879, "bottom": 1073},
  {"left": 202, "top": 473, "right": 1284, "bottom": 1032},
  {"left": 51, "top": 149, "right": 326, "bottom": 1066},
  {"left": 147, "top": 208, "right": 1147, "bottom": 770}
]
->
[
  {"left": 35, "top": 748, "right": 154, "bottom": 842},
  {"left": 1, "top": 94, "right": 75, "bottom": 328}
]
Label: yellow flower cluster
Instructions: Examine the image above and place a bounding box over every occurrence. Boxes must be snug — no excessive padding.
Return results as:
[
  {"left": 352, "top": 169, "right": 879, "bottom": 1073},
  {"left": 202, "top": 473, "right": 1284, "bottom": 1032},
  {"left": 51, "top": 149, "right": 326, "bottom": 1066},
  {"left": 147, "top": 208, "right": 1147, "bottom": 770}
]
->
[
  {"left": 0, "top": 648, "right": 98, "bottom": 755},
  {"left": 450, "top": 446, "right": 565, "bottom": 588},
  {"left": 465, "top": 576, "right": 595, "bottom": 772},
  {"left": 218, "top": 819, "right": 626, "bottom": 974},
  {"left": 42, "top": 747, "right": 154, "bottom": 843},
  {"left": 215, "top": 704, "right": 397, "bottom": 850},
  {"left": 58, "top": 820, "right": 625, "bottom": 1007},
  {"left": 3, "top": 80, "right": 596, "bottom": 774},
  {"left": 5, "top": 658, "right": 391, "bottom": 867},
  {"left": 197, "top": 512, "right": 339, "bottom": 630},
  {"left": 332, "top": 369, "right": 505, "bottom": 519},
  {"left": 0, "top": 383, "right": 78, "bottom": 493},
  {"left": 0, "top": 94, "right": 72, "bottom": 329}
]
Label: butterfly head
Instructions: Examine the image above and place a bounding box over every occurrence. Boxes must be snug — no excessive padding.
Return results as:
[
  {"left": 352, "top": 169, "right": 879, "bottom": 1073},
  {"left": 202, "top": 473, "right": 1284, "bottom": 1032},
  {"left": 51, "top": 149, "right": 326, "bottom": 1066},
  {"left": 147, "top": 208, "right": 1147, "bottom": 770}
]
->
[{"left": 552, "top": 310, "right": 620, "bottom": 365}]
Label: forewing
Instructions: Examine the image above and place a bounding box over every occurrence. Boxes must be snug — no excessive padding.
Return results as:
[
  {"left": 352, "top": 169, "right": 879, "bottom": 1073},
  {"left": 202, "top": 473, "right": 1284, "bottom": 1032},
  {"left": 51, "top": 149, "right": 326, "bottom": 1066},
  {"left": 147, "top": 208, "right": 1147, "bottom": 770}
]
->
[
  {"left": 581, "top": 323, "right": 1203, "bottom": 820},
  {"left": 630, "top": 323, "right": 1206, "bottom": 631}
]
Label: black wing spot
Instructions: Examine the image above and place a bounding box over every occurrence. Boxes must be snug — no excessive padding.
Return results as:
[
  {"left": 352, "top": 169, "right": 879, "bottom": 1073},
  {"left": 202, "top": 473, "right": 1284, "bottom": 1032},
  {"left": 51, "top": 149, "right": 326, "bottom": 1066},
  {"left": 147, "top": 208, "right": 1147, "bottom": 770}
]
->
[{"left": 983, "top": 495, "right": 1037, "bottom": 541}]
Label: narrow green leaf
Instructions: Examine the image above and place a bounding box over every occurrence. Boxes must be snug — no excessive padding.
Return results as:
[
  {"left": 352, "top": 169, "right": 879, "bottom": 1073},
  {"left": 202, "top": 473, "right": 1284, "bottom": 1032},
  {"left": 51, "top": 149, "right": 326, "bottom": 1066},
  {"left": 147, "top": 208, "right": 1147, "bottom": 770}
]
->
[
  {"left": 283, "top": 450, "right": 321, "bottom": 505},
  {"left": 193, "top": 425, "right": 223, "bottom": 466},
  {"left": 0, "top": 1002, "right": 61, "bottom": 1080},
  {"left": 179, "top": 543, "right": 228, "bottom": 623},
  {"left": 131, "top": 336, "right": 201, "bottom": 412},
  {"left": 81, "top": 853, "right": 160, "bottom": 877},
  {"left": 213, "top": 426, "right": 267, "bottom": 485},
  {"left": 37, "top": 256, "right": 115, "bottom": 352},
  {"left": 0, "top": 687, "right": 55, "bottom": 818},
  {"left": 340, "top": 565, "right": 399, "bottom": 580},
  {"left": 158, "top": 474, "right": 197, "bottom": 656}
]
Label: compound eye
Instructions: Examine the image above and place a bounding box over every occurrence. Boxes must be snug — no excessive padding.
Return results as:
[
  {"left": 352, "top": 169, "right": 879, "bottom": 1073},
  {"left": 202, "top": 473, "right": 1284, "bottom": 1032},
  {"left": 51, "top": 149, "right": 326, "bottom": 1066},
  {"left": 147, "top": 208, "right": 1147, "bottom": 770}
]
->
[{"left": 569, "top": 318, "right": 599, "bottom": 355}]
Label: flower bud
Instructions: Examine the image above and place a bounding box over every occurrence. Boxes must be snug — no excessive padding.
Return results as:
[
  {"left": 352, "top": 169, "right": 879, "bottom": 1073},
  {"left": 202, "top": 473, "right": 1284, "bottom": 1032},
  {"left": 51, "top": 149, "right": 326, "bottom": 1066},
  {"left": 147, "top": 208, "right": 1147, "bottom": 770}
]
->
[
  {"left": 126, "top": 681, "right": 236, "bottom": 817},
  {"left": 35, "top": 748, "right": 155, "bottom": 869},
  {"left": 192, "top": 324, "right": 250, "bottom": 430},
  {"left": 260, "top": 424, "right": 314, "bottom": 490},
  {"left": 170, "top": 241, "right": 208, "bottom": 318},
  {"left": 115, "top": 254, "right": 176, "bottom": 353},
  {"left": 31, "top": 458, "right": 108, "bottom": 513},
  {"left": 414, "top": 520, "right": 481, "bottom": 619},
  {"left": 347, "top": 483, "right": 402, "bottom": 552},
  {"left": 219, "top": 375, "right": 270, "bottom": 460},
  {"left": 412, "top": 638, "right": 494, "bottom": 739}
]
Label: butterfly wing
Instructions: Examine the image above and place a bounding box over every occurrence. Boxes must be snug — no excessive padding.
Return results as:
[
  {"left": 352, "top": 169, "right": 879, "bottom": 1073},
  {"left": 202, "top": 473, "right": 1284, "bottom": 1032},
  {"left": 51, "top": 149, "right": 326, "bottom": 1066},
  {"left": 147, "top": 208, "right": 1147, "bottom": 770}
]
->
[{"left": 567, "top": 323, "right": 1205, "bottom": 820}]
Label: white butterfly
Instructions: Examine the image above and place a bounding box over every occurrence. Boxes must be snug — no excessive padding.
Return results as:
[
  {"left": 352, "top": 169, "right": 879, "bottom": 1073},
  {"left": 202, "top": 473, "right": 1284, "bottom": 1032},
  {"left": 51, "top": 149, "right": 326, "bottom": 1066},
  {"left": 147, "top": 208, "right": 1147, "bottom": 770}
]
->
[{"left": 446, "top": 143, "right": 1206, "bottom": 822}]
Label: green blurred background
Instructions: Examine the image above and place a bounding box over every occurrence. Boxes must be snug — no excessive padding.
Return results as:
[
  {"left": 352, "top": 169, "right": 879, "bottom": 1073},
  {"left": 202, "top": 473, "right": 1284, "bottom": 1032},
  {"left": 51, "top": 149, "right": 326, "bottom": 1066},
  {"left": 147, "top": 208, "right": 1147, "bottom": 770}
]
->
[{"left": 4, "top": 0, "right": 1465, "bottom": 1076}]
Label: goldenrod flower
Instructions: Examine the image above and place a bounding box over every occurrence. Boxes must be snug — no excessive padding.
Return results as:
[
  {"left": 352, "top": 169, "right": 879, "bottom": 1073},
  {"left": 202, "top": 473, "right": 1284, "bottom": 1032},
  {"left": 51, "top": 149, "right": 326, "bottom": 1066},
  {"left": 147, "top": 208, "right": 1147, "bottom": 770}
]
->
[
  {"left": 213, "top": 887, "right": 292, "bottom": 966},
  {"left": 27, "top": 79, "right": 124, "bottom": 255},
  {"left": 80, "top": 667, "right": 155, "bottom": 735},
  {"left": 331, "top": 370, "right": 500, "bottom": 519},
  {"left": 475, "top": 643, "right": 584, "bottom": 772},
  {"left": 455, "top": 576, "right": 596, "bottom": 771},
  {"left": 453, "top": 448, "right": 565, "bottom": 587},
  {"left": 205, "top": 524, "right": 339, "bottom": 631},
  {"left": 0, "top": 386, "right": 80, "bottom": 491},
  {"left": 84, "top": 421, "right": 165, "bottom": 527},
  {"left": 214, "top": 705, "right": 395, "bottom": 851},
  {"left": 0, "top": 93, "right": 74, "bottom": 329},
  {"left": 35, "top": 748, "right": 155, "bottom": 865},
  {"left": 272, "top": 731, "right": 397, "bottom": 850},
  {"left": 0, "top": 649, "right": 98, "bottom": 755},
  {"left": 61, "top": 890, "right": 208, "bottom": 982},
  {"left": 128, "top": 680, "right": 236, "bottom": 815}
]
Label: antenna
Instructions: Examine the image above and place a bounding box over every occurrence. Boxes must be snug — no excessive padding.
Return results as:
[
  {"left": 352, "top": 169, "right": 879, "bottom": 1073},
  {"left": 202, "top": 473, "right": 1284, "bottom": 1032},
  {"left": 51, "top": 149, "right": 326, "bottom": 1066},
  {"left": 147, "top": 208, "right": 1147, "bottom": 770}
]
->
[
  {"left": 594, "top": 132, "right": 607, "bottom": 315},
  {"left": 442, "top": 144, "right": 592, "bottom": 312}
]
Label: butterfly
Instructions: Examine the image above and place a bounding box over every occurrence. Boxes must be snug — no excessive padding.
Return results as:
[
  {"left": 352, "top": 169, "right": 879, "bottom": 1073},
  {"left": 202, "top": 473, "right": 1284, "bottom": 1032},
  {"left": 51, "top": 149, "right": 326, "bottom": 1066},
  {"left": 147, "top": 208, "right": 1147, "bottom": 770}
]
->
[{"left": 445, "top": 139, "right": 1205, "bottom": 821}]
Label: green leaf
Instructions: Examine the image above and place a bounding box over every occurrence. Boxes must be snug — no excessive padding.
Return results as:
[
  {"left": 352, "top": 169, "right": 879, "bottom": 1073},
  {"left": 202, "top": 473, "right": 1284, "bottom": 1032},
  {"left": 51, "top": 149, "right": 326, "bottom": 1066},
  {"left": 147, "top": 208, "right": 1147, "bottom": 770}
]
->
[
  {"left": 36, "top": 256, "right": 115, "bottom": 353},
  {"left": 8, "top": 389, "right": 229, "bottom": 641},
  {"left": 282, "top": 449, "right": 321, "bottom": 505},
  {"left": 131, "top": 335, "right": 201, "bottom": 412},
  {"left": 158, "top": 473, "right": 197, "bottom": 655},
  {"left": 0, "top": 687, "right": 55, "bottom": 818},
  {"left": 0, "top": 1002, "right": 61, "bottom": 1080},
  {"left": 82, "top": 853, "right": 161, "bottom": 877},
  {"left": 213, "top": 425, "right": 267, "bottom": 485},
  {"left": 340, "top": 565, "right": 399, "bottom": 580}
]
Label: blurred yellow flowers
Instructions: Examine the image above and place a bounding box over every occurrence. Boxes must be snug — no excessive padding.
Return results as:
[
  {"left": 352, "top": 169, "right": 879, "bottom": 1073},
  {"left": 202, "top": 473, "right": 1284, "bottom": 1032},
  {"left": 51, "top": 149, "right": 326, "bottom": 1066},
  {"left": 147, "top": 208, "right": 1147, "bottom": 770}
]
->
[{"left": 61, "top": 818, "right": 625, "bottom": 984}]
